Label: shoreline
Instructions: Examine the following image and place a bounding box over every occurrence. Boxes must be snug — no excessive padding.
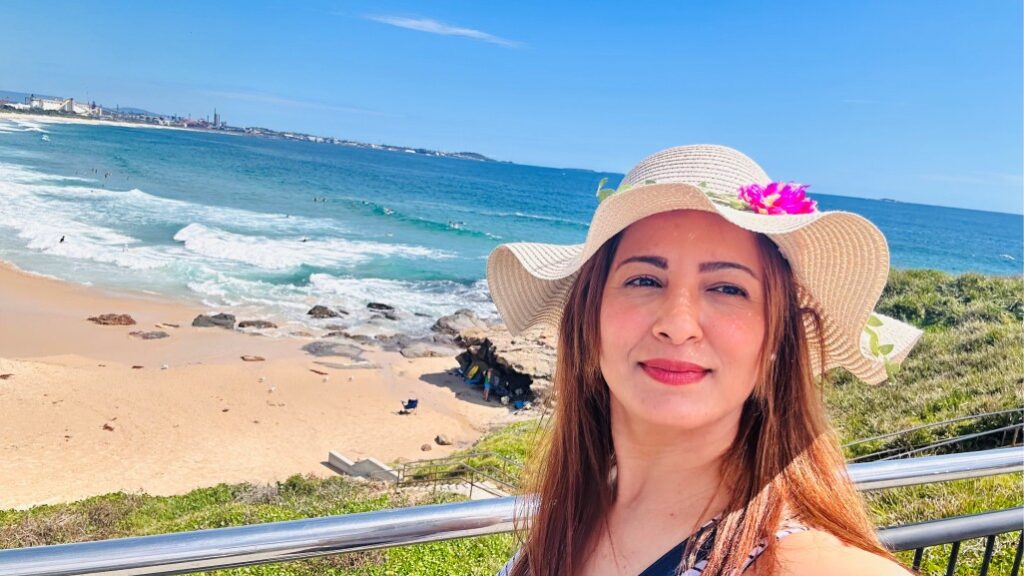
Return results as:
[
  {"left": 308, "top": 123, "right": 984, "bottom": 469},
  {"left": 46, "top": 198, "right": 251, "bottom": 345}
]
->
[
  {"left": 0, "top": 261, "right": 520, "bottom": 510},
  {"left": 0, "top": 110, "right": 226, "bottom": 135}
]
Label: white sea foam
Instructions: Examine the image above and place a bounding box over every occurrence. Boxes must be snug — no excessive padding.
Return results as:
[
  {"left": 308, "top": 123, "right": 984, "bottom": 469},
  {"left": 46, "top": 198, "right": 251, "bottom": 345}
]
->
[
  {"left": 0, "top": 119, "right": 49, "bottom": 133},
  {"left": 0, "top": 159, "right": 490, "bottom": 334},
  {"left": 173, "top": 223, "right": 453, "bottom": 270}
]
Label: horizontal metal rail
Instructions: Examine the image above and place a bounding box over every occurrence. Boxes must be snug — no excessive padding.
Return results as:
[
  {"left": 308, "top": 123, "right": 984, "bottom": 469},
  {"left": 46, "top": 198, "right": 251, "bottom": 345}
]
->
[
  {"left": 1, "top": 447, "right": 1021, "bottom": 576},
  {"left": 845, "top": 408, "right": 1023, "bottom": 448},
  {"left": 851, "top": 446, "right": 1021, "bottom": 490},
  {"left": 880, "top": 507, "right": 1024, "bottom": 576},
  {"left": 879, "top": 507, "right": 1023, "bottom": 551}
]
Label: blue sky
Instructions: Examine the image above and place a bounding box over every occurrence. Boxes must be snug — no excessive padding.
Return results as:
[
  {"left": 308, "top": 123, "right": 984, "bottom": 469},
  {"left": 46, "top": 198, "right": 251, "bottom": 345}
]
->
[{"left": 1, "top": 1, "right": 1021, "bottom": 213}]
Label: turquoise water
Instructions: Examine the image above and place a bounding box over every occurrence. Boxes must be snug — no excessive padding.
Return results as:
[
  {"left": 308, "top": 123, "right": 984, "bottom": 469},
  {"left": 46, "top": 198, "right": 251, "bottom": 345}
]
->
[{"left": 0, "top": 117, "right": 1020, "bottom": 335}]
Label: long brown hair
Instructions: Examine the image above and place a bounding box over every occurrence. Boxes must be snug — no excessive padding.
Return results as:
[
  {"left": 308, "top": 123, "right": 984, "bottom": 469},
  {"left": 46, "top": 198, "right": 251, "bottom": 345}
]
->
[{"left": 510, "top": 229, "right": 893, "bottom": 576}]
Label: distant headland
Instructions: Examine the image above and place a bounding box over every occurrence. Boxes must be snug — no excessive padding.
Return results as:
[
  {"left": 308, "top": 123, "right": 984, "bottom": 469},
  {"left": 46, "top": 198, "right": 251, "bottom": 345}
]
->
[{"left": 0, "top": 89, "right": 495, "bottom": 162}]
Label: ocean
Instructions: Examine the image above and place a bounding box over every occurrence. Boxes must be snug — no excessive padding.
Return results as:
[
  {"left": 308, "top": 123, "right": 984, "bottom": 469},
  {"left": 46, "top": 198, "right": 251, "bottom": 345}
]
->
[{"left": 1, "top": 116, "right": 1020, "bottom": 336}]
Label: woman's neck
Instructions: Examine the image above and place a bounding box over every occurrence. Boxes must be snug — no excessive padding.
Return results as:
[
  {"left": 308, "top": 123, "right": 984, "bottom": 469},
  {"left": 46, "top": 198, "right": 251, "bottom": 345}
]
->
[{"left": 608, "top": 398, "right": 741, "bottom": 520}]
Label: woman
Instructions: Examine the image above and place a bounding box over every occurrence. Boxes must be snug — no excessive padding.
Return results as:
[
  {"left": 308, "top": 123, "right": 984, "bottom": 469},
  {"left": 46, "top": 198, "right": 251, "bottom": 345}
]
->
[{"left": 487, "top": 145, "right": 923, "bottom": 575}]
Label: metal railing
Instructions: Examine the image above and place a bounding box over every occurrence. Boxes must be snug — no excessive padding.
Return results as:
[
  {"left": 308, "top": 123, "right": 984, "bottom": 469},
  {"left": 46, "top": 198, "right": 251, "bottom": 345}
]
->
[
  {"left": 880, "top": 507, "right": 1024, "bottom": 575},
  {"left": 846, "top": 408, "right": 1024, "bottom": 462},
  {"left": 1, "top": 447, "right": 1021, "bottom": 576}
]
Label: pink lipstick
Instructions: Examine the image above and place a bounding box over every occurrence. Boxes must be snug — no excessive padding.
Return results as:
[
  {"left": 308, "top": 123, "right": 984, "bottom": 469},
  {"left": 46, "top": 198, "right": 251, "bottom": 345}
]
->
[{"left": 640, "top": 359, "right": 710, "bottom": 386}]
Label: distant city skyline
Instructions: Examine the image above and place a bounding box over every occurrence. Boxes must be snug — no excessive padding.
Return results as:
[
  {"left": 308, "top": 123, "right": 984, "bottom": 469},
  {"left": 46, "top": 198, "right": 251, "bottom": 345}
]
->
[{"left": 0, "top": 0, "right": 1020, "bottom": 214}]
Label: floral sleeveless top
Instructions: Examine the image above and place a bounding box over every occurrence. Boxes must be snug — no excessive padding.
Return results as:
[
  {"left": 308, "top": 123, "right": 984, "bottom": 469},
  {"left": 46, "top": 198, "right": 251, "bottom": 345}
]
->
[{"left": 496, "top": 518, "right": 808, "bottom": 576}]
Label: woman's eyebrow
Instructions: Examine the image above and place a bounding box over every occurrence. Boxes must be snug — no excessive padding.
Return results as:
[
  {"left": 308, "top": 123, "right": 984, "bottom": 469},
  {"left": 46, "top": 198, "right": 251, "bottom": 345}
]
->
[
  {"left": 614, "top": 255, "right": 667, "bottom": 271},
  {"left": 700, "top": 261, "right": 758, "bottom": 278}
]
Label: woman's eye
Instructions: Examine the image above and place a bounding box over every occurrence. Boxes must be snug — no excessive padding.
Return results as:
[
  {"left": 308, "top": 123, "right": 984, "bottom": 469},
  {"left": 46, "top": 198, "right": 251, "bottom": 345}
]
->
[
  {"left": 625, "top": 276, "right": 661, "bottom": 288},
  {"left": 711, "top": 284, "right": 748, "bottom": 297}
]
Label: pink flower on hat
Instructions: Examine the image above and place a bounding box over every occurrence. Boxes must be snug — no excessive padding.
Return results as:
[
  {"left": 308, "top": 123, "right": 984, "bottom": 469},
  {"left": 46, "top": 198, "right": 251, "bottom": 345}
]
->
[{"left": 737, "top": 182, "right": 818, "bottom": 215}]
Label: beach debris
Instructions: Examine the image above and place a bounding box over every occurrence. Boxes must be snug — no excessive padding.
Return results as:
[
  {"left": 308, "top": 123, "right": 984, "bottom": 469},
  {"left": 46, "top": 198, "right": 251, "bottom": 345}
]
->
[
  {"left": 241, "top": 355, "right": 266, "bottom": 362},
  {"left": 238, "top": 320, "right": 278, "bottom": 329},
  {"left": 307, "top": 305, "right": 342, "bottom": 319},
  {"left": 88, "top": 313, "right": 137, "bottom": 326},
  {"left": 102, "top": 423, "right": 115, "bottom": 431},
  {"left": 131, "top": 365, "right": 144, "bottom": 370},
  {"left": 253, "top": 420, "right": 260, "bottom": 424},
  {"left": 161, "top": 364, "right": 169, "bottom": 370},
  {"left": 322, "top": 377, "right": 329, "bottom": 383},
  {"left": 129, "top": 330, "right": 170, "bottom": 340},
  {"left": 0, "top": 374, "right": 12, "bottom": 380},
  {"left": 191, "top": 313, "right": 236, "bottom": 329},
  {"left": 421, "top": 443, "right": 433, "bottom": 452},
  {"left": 309, "top": 368, "right": 329, "bottom": 376},
  {"left": 221, "top": 408, "right": 229, "bottom": 413},
  {"left": 258, "top": 376, "right": 266, "bottom": 383},
  {"left": 434, "top": 434, "right": 452, "bottom": 446},
  {"left": 301, "top": 341, "right": 364, "bottom": 360},
  {"left": 160, "top": 323, "right": 180, "bottom": 329}
]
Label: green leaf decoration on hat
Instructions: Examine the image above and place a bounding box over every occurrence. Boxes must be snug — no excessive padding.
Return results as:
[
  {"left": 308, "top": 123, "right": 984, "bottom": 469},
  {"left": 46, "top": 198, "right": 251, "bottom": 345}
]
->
[
  {"left": 864, "top": 314, "right": 900, "bottom": 381},
  {"left": 698, "top": 181, "right": 749, "bottom": 211},
  {"left": 595, "top": 178, "right": 617, "bottom": 202},
  {"left": 595, "top": 178, "right": 658, "bottom": 203}
]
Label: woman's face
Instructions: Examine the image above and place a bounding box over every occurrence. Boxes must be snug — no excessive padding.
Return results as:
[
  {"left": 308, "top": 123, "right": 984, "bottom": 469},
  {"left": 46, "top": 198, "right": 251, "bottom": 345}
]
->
[{"left": 599, "top": 210, "right": 767, "bottom": 432}]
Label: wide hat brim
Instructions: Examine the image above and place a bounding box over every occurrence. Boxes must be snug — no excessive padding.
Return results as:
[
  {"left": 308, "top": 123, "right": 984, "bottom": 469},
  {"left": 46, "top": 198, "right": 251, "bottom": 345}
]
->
[{"left": 486, "top": 145, "right": 923, "bottom": 385}]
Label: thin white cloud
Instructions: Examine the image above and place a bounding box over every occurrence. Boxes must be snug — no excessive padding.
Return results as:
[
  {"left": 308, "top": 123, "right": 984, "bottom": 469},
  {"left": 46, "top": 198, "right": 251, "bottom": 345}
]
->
[
  {"left": 366, "top": 15, "right": 522, "bottom": 48},
  {"left": 201, "top": 90, "right": 396, "bottom": 117}
]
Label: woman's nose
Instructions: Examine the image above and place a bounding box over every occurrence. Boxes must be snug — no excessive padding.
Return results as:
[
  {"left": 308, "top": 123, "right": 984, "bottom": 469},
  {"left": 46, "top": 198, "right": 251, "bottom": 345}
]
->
[{"left": 651, "top": 289, "right": 703, "bottom": 345}]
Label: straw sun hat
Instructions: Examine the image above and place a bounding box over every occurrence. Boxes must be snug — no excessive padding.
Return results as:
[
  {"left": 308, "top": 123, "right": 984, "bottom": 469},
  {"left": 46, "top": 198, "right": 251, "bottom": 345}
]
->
[{"left": 486, "top": 144, "right": 923, "bottom": 385}]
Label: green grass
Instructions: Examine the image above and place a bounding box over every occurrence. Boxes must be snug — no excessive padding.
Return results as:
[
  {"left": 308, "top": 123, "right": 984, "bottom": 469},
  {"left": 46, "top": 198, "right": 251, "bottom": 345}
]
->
[{"left": 1, "top": 270, "right": 1020, "bottom": 575}]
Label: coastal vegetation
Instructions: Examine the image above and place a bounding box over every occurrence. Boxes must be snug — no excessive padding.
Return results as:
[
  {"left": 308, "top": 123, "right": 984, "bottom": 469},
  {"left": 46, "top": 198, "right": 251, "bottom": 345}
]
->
[{"left": 1, "top": 269, "right": 1021, "bottom": 574}]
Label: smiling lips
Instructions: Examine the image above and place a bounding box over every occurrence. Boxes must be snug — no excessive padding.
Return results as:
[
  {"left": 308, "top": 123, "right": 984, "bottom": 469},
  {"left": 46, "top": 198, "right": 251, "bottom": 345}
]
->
[{"left": 640, "top": 359, "right": 710, "bottom": 385}]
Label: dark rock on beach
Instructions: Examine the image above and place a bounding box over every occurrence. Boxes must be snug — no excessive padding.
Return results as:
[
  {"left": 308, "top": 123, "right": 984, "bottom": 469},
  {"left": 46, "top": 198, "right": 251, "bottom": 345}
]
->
[
  {"left": 366, "top": 302, "right": 394, "bottom": 312},
  {"left": 192, "top": 313, "right": 236, "bottom": 329},
  {"left": 434, "top": 434, "right": 452, "bottom": 446},
  {"left": 307, "top": 305, "right": 342, "bottom": 319},
  {"left": 88, "top": 313, "right": 136, "bottom": 326},
  {"left": 238, "top": 320, "right": 278, "bottom": 329},
  {"left": 129, "top": 330, "right": 170, "bottom": 340}
]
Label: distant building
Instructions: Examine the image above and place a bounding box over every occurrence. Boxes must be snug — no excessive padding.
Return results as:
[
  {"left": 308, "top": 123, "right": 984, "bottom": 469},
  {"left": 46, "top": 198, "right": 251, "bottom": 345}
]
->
[
  {"left": 213, "top": 108, "right": 220, "bottom": 128},
  {"left": 25, "top": 95, "right": 100, "bottom": 116}
]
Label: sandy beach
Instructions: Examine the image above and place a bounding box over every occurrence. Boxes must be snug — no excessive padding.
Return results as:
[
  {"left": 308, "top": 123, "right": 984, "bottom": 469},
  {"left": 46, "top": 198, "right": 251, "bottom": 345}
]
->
[{"left": 0, "top": 263, "right": 516, "bottom": 510}]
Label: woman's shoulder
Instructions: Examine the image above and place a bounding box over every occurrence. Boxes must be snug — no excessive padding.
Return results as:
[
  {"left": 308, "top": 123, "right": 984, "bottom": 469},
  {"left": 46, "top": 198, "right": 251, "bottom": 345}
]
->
[{"left": 755, "top": 529, "right": 911, "bottom": 576}]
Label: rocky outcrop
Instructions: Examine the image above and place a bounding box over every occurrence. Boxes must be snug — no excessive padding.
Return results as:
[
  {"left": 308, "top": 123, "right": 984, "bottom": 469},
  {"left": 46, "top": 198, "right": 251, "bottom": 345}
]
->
[
  {"left": 192, "top": 313, "right": 236, "bottom": 329},
  {"left": 432, "top": 309, "right": 489, "bottom": 345},
  {"left": 88, "top": 313, "right": 136, "bottom": 326},
  {"left": 454, "top": 322, "right": 558, "bottom": 407}
]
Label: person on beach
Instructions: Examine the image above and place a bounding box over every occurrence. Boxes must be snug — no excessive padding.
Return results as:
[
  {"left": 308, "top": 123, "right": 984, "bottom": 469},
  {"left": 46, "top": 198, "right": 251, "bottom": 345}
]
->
[
  {"left": 484, "top": 368, "right": 497, "bottom": 401},
  {"left": 488, "top": 145, "right": 922, "bottom": 576}
]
